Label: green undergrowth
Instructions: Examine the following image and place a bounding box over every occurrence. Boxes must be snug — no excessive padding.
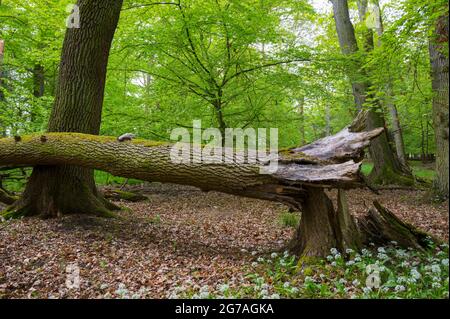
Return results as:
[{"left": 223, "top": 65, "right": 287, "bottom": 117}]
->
[
  {"left": 361, "top": 161, "right": 436, "bottom": 184},
  {"left": 278, "top": 211, "right": 300, "bottom": 228},
  {"left": 170, "top": 242, "right": 449, "bottom": 299},
  {"left": 94, "top": 171, "right": 143, "bottom": 186}
]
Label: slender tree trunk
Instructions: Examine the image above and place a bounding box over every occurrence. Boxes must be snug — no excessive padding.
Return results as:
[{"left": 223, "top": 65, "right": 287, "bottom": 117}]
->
[
  {"left": 298, "top": 96, "right": 306, "bottom": 144},
  {"left": 373, "top": 0, "right": 409, "bottom": 170},
  {"left": 30, "top": 64, "right": 45, "bottom": 124},
  {"left": 325, "top": 103, "right": 331, "bottom": 136},
  {"left": 331, "top": 0, "right": 412, "bottom": 185},
  {"left": 33, "top": 64, "right": 45, "bottom": 98},
  {"left": 8, "top": 0, "right": 124, "bottom": 218},
  {"left": 429, "top": 13, "right": 449, "bottom": 199},
  {"left": 0, "top": 39, "right": 6, "bottom": 137},
  {"left": 0, "top": 39, "right": 4, "bottom": 102}
]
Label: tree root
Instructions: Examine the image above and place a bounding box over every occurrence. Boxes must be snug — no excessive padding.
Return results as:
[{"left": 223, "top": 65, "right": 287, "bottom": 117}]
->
[
  {"left": 102, "top": 188, "right": 148, "bottom": 202},
  {"left": 0, "top": 188, "right": 18, "bottom": 205},
  {"left": 288, "top": 188, "right": 438, "bottom": 258}
]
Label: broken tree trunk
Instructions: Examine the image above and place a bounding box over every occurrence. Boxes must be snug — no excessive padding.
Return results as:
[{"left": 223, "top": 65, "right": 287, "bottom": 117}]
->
[{"left": 0, "top": 117, "right": 435, "bottom": 257}]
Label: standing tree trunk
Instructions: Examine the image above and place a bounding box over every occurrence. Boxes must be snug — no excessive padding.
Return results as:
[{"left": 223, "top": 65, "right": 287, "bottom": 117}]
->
[
  {"left": 373, "top": 0, "right": 409, "bottom": 171},
  {"left": 33, "top": 64, "right": 45, "bottom": 98},
  {"left": 429, "top": 13, "right": 449, "bottom": 199},
  {"left": 298, "top": 95, "right": 306, "bottom": 145},
  {"left": 325, "top": 103, "right": 331, "bottom": 136},
  {"left": 0, "top": 39, "right": 4, "bottom": 102},
  {"left": 0, "top": 39, "right": 6, "bottom": 137},
  {"left": 7, "top": 0, "right": 124, "bottom": 218},
  {"left": 331, "top": 0, "right": 413, "bottom": 185}
]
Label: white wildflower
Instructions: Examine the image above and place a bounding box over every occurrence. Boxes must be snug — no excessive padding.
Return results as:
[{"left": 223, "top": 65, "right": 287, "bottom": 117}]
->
[
  {"left": 199, "top": 291, "right": 210, "bottom": 299},
  {"left": 377, "top": 253, "right": 388, "bottom": 260},
  {"left": 394, "top": 285, "right": 406, "bottom": 292},
  {"left": 441, "top": 259, "right": 449, "bottom": 267},
  {"left": 270, "top": 253, "right": 278, "bottom": 259},
  {"left": 410, "top": 268, "right": 421, "bottom": 280},
  {"left": 218, "top": 284, "right": 229, "bottom": 293},
  {"left": 361, "top": 249, "right": 372, "bottom": 257},
  {"left": 260, "top": 289, "right": 269, "bottom": 296},
  {"left": 200, "top": 285, "right": 209, "bottom": 293},
  {"left": 304, "top": 276, "right": 314, "bottom": 284},
  {"left": 362, "top": 287, "right": 372, "bottom": 294},
  {"left": 431, "top": 264, "right": 441, "bottom": 274},
  {"left": 432, "top": 282, "right": 441, "bottom": 289},
  {"left": 400, "top": 261, "right": 410, "bottom": 268},
  {"left": 397, "top": 276, "right": 407, "bottom": 284}
]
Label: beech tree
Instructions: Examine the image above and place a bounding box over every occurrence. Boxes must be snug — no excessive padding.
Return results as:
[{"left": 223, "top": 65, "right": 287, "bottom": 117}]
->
[
  {"left": 429, "top": 13, "right": 449, "bottom": 199},
  {"left": 330, "top": 0, "right": 413, "bottom": 185}
]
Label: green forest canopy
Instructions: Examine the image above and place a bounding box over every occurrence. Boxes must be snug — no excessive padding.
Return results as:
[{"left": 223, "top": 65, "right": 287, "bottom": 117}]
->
[{"left": 0, "top": 0, "right": 447, "bottom": 152}]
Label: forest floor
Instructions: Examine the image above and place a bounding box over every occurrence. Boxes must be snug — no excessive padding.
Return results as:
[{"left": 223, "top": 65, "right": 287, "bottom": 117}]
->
[{"left": 0, "top": 183, "right": 448, "bottom": 299}]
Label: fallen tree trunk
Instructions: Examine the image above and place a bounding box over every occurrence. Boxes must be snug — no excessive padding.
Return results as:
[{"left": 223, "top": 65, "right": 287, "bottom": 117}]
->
[
  {"left": 0, "top": 127, "right": 382, "bottom": 206},
  {"left": 0, "top": 119, "right": 434, "bottom": 257}
]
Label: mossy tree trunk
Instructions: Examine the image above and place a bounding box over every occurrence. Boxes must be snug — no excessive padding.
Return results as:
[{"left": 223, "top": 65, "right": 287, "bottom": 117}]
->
[
  {"left": 331, "top": 0, "right": 413, "bottom": 185},
  {"left": 0, "top": 39, "right": 7, "bottom": 138},
  {"left": 429, "top": 13, "right": 449, "bottom": 199},
  {"left": 8, "top": 0, "right": 124, "bottom": 218}
]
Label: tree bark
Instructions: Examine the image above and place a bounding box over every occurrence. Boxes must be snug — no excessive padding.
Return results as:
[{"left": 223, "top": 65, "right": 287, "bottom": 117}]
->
[
  {"left": 0, "top": 126, "right": 383, "bottom": 199},
  {"left": 429, "top": 13, "right": 449, "bottom": 199},
  {"left": 0, "top": 39, "right": 4, "bottom": 102},
  {"left": 331, "top": 0, "right": 413, "bottom": 185},
  {"left": 8, "top": 0, "right": 124, "bottom": 218},
  {"left": 0, "top": 39, "right": 6, "bottom": 137}
]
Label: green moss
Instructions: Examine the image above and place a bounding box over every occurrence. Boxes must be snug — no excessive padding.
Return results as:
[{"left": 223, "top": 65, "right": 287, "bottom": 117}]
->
[
  {"left": 1, "top": 205, "right": 29, "bottom": 220},
  {"left": 278, "top": 149, "right": 321, "bottom": 163},
  {"left": 370, "top": 165, "right": 415, "bottom": 186}
]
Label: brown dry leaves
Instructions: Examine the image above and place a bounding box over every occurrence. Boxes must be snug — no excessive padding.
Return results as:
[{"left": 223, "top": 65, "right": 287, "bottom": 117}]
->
[{"left": 0, "top": 183, "right": 448, "bottom": 298}]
